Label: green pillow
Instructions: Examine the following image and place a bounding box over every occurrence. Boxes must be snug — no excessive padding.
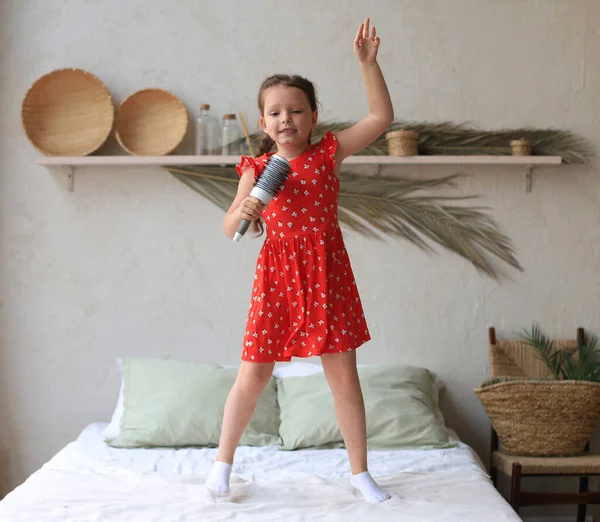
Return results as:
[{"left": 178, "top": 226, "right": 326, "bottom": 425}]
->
[
  {"left": 108, "top": 358, "right": 281, "bottom": 448},
  {"left": 276, "top": 364, "right": 455, "bottom": 450}
]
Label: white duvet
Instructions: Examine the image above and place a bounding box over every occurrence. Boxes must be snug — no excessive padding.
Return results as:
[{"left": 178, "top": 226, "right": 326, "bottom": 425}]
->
[{"left": 0, "top": 423, "right": 520, "bottom": 521}]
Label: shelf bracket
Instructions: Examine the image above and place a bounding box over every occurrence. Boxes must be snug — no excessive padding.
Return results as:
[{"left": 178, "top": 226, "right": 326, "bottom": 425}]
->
[
  {"left": 66, "top": 166, "right": 75, "bottom": 192},
  {"left": 525, "top": 165, "right": 533, "bottom": 193},
  {"left": 46, "top": 165, "right": 76, "bottom": 191}
]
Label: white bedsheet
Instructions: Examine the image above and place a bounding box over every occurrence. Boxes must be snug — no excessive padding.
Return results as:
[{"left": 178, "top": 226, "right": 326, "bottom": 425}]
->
[{"left": 0, "top": 423, "right": 520, "bottom": 522}]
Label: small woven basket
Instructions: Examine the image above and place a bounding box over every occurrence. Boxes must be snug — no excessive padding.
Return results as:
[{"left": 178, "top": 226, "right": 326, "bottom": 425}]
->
[
  {"left": 511, "top": 138, "right": 532, "bottom": 156},
  {"left": 386, "top": 130, "right": 419, "bottom": 156},
  {"left": 21, "top": 68, "right": 114, "bottom": 156},
  {"left": 115, "top": 88, "right": 188, "bottom": 156},
  {"left": 475, "top": 379, "right": 600, "bottom": 456}
]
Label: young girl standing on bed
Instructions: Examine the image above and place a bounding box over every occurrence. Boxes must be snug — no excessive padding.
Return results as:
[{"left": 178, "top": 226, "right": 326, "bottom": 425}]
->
[{"left": 206, "top": 17, "right": 394, "bottom": 503}]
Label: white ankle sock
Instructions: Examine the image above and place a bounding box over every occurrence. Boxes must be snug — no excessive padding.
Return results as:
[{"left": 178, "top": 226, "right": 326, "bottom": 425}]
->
[
  {"left": 351, "top": 471, "right": 391, "bottom": 503},
  {"left": 205, "top": 461, "right": 232, "bottom": 495}
]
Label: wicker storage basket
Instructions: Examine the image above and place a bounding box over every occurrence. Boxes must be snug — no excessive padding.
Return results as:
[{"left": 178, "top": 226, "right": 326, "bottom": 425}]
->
[
  {"left": 386, "top": 130, "right": 419, "bottom": 156},
  {"left": 115, "top": 88, "right": 188, "bottom": 156},
  {"left": 21, "top": 68, "right": 114, "bottom": 156},
  {"left": 511, "top": 138, "right": 532, "bottom": 156},
  {"left": 475, "top": 379, "right": 600, "bottom": 457}
]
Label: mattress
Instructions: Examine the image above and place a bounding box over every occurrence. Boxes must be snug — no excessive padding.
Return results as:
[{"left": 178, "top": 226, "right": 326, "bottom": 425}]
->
[{"left": 0, "top": 423, "right": 520, "bottom": 521}]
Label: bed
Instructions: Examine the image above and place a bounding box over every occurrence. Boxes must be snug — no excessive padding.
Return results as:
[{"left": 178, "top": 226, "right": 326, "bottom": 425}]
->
[
  {"left": 0, "top": 359, "right": 520, "bottom": 521},
  {"left": 0, "top": 423, "right": 520, "bottom": 521}
]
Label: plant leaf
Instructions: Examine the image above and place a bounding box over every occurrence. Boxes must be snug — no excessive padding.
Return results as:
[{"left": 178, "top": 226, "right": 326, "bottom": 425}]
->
[
  {"left": 520, "top": 323, "right": 561, "bottom": 379},
  {"left": 164, "top": 165, "right": 522, "bottom": 280}
]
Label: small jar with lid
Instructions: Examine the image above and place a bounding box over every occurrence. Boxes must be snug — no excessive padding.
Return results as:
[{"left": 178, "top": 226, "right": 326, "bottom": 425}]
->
[
  {"left": 195, "top": 104, "right": 221, "bottom": 155},
  {"left": 221, "top": 113, "right": 242, "bottom": 155}
]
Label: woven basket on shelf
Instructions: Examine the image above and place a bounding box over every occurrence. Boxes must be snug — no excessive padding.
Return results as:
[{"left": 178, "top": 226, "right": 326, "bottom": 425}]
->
[
  {"left": 115, "top": 88, "right": 188, "bottom": 156},
  {"left": 385, "top": 130, "right": 419, "bottom": 156},
  {"left": 475, "top": 379, "right": 600, "bottom": 457},
  {"left": 510, "top": 138, "right": 532, "bottom": 156},
  {"left": 21, "top": 68, "right": 114, "bottom": 156}
]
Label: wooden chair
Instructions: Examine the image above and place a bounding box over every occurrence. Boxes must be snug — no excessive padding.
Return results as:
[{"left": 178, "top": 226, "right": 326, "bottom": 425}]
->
[{"left": 488, "top": 326, "right": 600, "bottom": 522}]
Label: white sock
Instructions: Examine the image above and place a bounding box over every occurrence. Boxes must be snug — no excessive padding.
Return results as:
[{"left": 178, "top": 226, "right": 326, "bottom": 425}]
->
[
  {"left": 205, "top": 461, "right": 232, "bottom": 496},
  {"left": 351, "top": 471, "right": 391, "bottom": 503}
]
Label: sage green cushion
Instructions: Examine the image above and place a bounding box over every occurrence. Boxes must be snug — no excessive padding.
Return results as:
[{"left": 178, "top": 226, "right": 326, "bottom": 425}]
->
[
  {"left": 276, "top": 364, "right": 454, "bottom": 450},
  {"left": 108, "top": 358, "right": 281, "bottom": 448}
]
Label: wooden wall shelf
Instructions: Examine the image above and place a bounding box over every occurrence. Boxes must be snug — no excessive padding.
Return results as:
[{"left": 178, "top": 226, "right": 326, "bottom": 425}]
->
[{"left": 37, "top": 155, "right": 562, "bottom": 192}]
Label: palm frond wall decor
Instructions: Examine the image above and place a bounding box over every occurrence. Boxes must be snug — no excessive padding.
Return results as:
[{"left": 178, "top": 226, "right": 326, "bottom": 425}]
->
[
  {"left": 165, "top": 121, "right": 594, "bottom": 280},
  {"left": 166, "top": 165, "right": 522, "bottom": 280}
]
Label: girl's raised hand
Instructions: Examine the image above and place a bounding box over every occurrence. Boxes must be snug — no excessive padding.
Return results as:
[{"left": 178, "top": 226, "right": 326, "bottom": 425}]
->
[{"left": 353, "top": 17, "right": 380, "bottom": 64}]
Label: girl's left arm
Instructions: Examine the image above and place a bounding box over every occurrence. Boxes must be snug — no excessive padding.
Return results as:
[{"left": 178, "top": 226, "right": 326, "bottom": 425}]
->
[{"left": 335, "top": 18, "right": 394, "bottom": 161}]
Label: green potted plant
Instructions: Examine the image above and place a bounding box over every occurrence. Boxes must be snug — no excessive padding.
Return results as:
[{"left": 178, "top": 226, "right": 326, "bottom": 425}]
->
[{"left": 475, "top": 324, "right": 600, "bottom": 456}]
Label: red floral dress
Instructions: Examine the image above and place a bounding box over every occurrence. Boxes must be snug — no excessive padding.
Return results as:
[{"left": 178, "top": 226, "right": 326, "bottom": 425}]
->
[{"left": 235, "top": 132, "right": 370, "bottom": 362}]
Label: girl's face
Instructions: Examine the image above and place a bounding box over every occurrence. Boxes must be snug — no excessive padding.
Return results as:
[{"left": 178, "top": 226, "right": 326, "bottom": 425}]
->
[{"left": 259, "top": 85, "right": 318, "bottom": 149}]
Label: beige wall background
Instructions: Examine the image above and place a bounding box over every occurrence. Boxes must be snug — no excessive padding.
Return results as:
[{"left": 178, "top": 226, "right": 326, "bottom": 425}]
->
[{"left": 1, "top": 0, "right": 599, "bottom": 516}]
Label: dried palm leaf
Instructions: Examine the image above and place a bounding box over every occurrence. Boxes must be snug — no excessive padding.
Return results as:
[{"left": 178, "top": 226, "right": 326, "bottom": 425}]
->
[
  {"left": 244, "top": 122, "right": 594, "bottom": 164},
  {"left": 165, "top": 165, "right": 522, "bottom": 279}
]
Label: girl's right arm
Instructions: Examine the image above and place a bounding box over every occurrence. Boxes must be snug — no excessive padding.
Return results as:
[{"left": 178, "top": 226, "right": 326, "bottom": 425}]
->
[
  {"left": 223, "top": 167, "right": 264, "bottom": 239},
  {"left": 334, "top": 18, "right": 394, "bottom": 163}
]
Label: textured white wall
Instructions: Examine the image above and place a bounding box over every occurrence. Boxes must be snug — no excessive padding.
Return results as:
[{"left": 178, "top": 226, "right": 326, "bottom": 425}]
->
[{"left": 1, "top": 0, "right": 599, "bottom": 511}]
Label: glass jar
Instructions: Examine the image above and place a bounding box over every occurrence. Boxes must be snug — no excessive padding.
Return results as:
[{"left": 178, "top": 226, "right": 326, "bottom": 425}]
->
[
  {"left": 221, "top": 113, "right": 242, "bottom": 155},
  {"left": 195, "top": 104, "right": 221, "bottom": 155}
]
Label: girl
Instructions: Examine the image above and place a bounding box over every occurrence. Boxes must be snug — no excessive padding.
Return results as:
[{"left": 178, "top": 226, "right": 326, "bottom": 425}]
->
[{"left": 207, "top": 17, "right": 394, "bottom": 503}]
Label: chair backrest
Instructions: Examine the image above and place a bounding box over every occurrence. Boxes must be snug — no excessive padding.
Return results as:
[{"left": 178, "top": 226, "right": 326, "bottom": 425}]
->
[{"left": 488, "top": 327, "right": 583, "bottom": 379}]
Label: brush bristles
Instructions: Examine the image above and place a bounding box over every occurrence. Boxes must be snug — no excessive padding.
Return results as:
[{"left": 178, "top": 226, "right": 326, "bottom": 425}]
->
[{"left": 255, "top": 155, "right": 290, "bottom": 196}]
